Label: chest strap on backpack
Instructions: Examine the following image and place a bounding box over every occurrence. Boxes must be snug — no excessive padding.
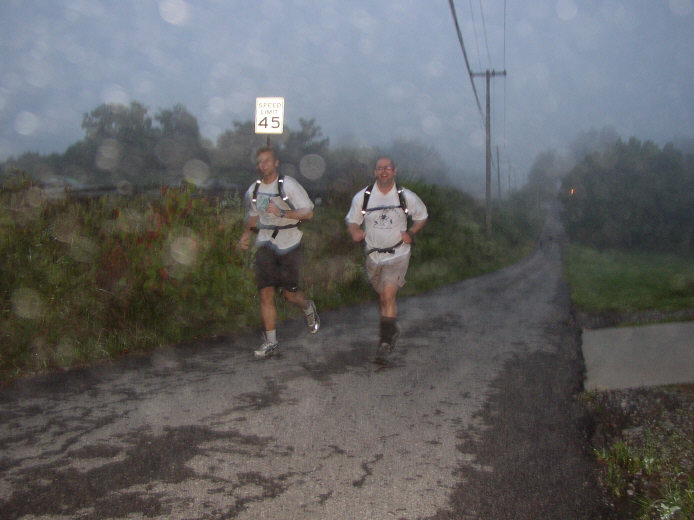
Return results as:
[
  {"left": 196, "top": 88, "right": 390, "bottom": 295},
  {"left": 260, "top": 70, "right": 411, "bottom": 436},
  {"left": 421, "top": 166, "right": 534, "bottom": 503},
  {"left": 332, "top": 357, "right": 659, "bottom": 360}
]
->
[
  {"left": 257, "top": 222, "right": 301, "bottom": 238},
  {"left": 251, "top": 174, "right": 299, "bottom": 238},
  {"left": 364, "top": 240, "right": 404, "bottom": 256},
  {"left": 252, "top": 174, "right": 296, "bottom": 210},
  {"left": 361, "top": 183, "right": 412, "bottom": 227}
]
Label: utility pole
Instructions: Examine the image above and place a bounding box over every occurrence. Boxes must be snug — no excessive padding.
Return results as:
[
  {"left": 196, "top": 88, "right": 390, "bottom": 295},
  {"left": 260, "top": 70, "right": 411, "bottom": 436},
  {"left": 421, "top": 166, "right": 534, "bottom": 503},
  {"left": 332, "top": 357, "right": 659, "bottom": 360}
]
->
[
  {"left": 472, "top": 69, "right": 506, "bottom": 236},
  {"left": 496, "top": 145, "right": 501, "bottom": 200}
]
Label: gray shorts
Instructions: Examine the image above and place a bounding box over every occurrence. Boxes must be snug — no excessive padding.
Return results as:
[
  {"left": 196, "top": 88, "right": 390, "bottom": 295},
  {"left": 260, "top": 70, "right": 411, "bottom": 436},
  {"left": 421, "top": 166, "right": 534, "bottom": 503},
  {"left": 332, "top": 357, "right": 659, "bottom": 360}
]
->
[{"left": 365, "top": 254, "right": 410, "bottom": 293}]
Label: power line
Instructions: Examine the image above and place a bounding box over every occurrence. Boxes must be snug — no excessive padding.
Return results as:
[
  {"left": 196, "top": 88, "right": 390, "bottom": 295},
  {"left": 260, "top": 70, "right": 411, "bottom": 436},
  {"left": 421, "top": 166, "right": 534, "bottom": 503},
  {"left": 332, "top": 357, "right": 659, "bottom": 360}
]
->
[
  {"left": 478, "top": 0, "right": 492, "bottom": 65},
  {"left": 448, "top": 0, "right": 506, "bottom": 232},
  {"left": 447, "top": 0, "right": 485, "bottom": 125},
  {"left": 468, "top": 0, "right": 482, "bottom": 70}
]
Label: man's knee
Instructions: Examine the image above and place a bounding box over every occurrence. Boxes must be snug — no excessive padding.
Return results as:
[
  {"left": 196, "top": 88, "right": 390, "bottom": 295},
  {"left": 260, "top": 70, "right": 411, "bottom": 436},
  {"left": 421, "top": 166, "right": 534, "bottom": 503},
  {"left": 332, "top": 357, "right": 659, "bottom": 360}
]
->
[{"left": 259, "top": 287, "right": 275, "bottom": 303}]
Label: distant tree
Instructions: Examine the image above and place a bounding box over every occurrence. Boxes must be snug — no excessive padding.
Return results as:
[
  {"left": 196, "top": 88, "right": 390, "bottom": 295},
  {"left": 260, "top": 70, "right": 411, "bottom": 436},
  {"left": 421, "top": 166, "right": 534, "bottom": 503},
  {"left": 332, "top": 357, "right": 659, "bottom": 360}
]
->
[
  {"left": 77, "top": 102, "right": 161, "bottom": 184},
  {"left": 560, "top": 137, "right": 694, "bottom": 253},
  {"left": 153, "top": 104, "right": 208, "bottom": 176},
  {"left": 211, "top": 120, "right": 266, "bottom": 188},
  {"left": 281, "top": 118, "right": 329, "bottom": 165},
  {"left": 155, "top": 103, "right": 199, "bottom": 141},
  {"left": 82, "top": 102, "right": 154, "bottom": 145}
]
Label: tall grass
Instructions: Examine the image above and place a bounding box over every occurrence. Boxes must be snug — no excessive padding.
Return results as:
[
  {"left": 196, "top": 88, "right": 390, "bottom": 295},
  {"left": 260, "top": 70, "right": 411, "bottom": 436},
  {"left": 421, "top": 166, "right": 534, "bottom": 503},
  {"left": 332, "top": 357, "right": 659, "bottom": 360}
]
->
[{"left": 1, "top": 174, "right": 540, "bottom": 383}]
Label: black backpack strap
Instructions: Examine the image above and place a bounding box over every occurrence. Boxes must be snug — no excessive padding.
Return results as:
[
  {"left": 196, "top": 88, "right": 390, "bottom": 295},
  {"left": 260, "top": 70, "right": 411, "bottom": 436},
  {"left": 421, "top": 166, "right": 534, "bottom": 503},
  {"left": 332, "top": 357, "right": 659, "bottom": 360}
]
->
[
  {"left": 277, "top": 175, "right": 295, "bottom": 210},
  {"left": 364, "top": 240, "right": 404, "bottom": 256},
  {"left": 361, "top": 183, "right": 373, "bottom": 216},
  {"left": 251, "top": 178, "right": 262, "bottom": 203},
  {"left": 251, "top": 174, "right": 295, "bottom": 210},
  {"left": 396, "top": 183, "right": 412, "bottom": 228},
  {"left": 257, "top": 222, "right": 301, "bottom": 238},
  {"left": 361, "top": 182, "right": 411, "bottom": 226}
]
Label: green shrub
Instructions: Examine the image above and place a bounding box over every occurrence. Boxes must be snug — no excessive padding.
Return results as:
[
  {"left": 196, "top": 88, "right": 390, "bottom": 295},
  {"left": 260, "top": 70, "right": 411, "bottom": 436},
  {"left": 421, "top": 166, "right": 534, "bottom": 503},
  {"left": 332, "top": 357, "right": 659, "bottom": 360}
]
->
[{"left": 1, "top": 178, "right": 539, "bottom": 382}]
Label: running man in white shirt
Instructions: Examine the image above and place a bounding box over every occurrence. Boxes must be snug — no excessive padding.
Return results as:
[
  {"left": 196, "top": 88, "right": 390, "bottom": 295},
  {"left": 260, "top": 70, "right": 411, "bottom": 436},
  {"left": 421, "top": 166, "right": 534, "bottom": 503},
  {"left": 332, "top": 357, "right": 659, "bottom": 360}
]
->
[
  {"left": 239, "top": 147, "right": 320, "bottom": 359},
  {"left": 345, "top": 156, "right": 428, "bottom": 364}
]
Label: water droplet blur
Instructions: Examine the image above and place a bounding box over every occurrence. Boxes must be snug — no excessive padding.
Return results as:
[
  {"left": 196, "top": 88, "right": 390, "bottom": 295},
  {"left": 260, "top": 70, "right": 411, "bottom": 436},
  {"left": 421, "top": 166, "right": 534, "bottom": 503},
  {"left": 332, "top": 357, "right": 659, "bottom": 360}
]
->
[
  {"left": 155, "top": 138, "right": 188, "bottom": 169},
  {"left": 101, "top": 84, "right": 129, "bottom": 105},
  {"left": 669, "top": 0, "right": 693, "bottom": 16},
  {"left": 207, "top": 96, "right": 226, "bottom": 117},
  {"left": 159, "top": 0, "right": 190, "bottom": 26},
  {"left": 183, "top": 159, "right": 210, "bottom": 186},
  {"left": 118, "top": 208, "right": 145, "bottom": 234},
  {"left": 299, "top": 154, "right": 326, "bottom": 180},
  {"left": 469, "top": 129, "right": 486, "bottom": 150},
  {"left": 421, "top": 113, "right": 441, "bottom": 136},
  {"left": 55, "top": 337, "right": 78, "bottom": 367},
  {"left": 14, "top": 111, "right": 41, "bottom": 136},
  {"left": 52, "top": 215, "right": 80, "bottom": 243},
  {"left": 556, "top": 0, "right": 578, "bottom": 21},
  {"left": 117, "top": 180, "right": 134, "bottom": 196},
  {"left": 169, "top": 231, "right": 198, "bottom": 266},
  {"left": 26, "top": 186, "right": 44, "bottom": 207},
  {"left": 280, "top": 163, "right": 297, "bottom": 178},
  {"left": 96, "top": 138, "right": 121, "bottom": 171},
  {"left": 11, "top": 287, "right": 46, "bottom": 320},
  {"left": 70, "top": 236, "right": 98, "bottom": 263}
]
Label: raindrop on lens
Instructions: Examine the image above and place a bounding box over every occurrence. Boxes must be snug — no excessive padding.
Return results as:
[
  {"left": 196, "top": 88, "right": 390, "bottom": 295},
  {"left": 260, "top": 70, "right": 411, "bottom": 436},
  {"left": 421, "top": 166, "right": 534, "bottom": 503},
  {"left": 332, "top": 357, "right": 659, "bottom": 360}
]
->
[
  {"left": 11, "top": 288, "right": 46, "bottom": 320},
  {"left": 183, "top": 159, "right": 210, "bottom": 186},
  {"left": 14, "top": 111, "right": 40, "bottom": 136},
  {"left": 299, "top": 154, "right": 326, "bottom": 181}
]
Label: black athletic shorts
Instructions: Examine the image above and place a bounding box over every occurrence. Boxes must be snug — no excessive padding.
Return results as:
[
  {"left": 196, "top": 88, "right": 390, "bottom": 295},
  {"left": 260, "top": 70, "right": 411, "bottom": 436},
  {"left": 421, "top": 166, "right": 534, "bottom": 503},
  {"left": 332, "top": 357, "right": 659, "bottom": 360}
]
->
[{"left": 254, "top": 244, "right": 302, "bottom": 292}]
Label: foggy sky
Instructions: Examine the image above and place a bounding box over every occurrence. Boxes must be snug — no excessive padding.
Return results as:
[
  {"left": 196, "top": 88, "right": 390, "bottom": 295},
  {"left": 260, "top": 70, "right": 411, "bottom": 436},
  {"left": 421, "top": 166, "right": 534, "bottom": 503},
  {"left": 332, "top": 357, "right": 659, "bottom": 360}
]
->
[{"left": 1, "top": 0, "right": 693, "bottom": 194}]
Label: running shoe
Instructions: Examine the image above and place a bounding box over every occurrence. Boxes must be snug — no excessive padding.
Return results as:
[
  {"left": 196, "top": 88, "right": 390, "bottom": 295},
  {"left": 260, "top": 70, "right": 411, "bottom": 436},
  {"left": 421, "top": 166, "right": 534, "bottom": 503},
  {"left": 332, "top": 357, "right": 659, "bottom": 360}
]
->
[
  {"left": 374, "top": 342, "right": 389, "bottom": 365},
  {"left": 304, "top": 300, "right": 320, "bottom": 333},
  {"left": 254, "top": 339, "right": 279, "bottom": 359},
  {"left": 388, "top": 324, "right": 400, "bottom": 352}
]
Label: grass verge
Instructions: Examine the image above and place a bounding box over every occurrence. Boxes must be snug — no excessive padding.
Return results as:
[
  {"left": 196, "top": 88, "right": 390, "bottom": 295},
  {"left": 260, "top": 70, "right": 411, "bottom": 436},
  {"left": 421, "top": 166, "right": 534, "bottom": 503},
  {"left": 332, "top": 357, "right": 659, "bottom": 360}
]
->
[
  {"left": 564, "top": 244, "right": 694, "bottom": 315},
  {"left": 564, "top": 244, "right": 694, "bottom": 519},
  {"left": 1, "top": 176, "right": 541, "bottom": 384}
]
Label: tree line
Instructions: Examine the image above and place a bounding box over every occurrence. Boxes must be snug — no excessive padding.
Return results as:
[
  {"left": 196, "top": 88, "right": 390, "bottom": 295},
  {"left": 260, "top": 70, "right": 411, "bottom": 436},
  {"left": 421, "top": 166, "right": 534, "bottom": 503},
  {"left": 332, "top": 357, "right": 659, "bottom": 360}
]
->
[
  {"left": 559, "top": 137, "right": 694, "bottom": 254},
  {"left": 0, "top": 101, "right": 451, "bottom": 201}
]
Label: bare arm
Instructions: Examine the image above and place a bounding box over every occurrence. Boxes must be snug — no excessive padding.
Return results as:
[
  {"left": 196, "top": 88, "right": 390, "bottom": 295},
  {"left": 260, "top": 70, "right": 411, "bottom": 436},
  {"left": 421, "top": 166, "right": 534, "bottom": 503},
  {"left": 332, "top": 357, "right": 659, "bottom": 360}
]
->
[
  {"left": 266, "top": 201, "right": 313, "bottom": 221},
  {"left": 401, "top": 218, "right": 427, "bottom": 244},
  {"left": 347, "top": 222, "right": 365, "bottom": 242},
  {"left": 238, "top": 215, "right": 259, "bottom": 250}
]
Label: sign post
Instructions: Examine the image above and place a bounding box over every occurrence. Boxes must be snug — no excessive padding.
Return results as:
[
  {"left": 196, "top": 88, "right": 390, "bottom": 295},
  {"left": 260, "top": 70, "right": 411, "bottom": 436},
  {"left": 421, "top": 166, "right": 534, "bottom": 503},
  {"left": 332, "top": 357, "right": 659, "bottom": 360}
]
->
[{"left": 255, "top": 97, "right": 284, "bottom": 146}]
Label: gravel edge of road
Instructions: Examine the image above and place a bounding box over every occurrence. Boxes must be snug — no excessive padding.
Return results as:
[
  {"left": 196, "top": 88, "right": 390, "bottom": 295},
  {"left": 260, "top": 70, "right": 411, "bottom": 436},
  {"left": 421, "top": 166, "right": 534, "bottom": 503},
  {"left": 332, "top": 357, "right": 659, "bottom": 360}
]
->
[{"left": 577, "top": 309, "right": 694, "bottom": 520}]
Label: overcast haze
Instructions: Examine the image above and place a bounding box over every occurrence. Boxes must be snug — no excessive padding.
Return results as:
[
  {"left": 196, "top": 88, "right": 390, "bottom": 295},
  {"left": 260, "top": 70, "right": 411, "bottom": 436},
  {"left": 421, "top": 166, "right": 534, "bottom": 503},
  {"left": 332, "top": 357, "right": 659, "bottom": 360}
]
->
[{"left": 1, "top": 0, "right": 693, "bottom": 193}]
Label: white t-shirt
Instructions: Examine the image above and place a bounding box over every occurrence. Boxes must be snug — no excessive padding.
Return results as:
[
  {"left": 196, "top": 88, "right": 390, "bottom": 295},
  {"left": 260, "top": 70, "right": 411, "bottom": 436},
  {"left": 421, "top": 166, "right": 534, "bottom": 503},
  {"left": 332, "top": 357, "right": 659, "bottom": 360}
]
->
[
  {"left": 345, "top": 183, "right": 428, "bottom": 264},
  {"left": 245, "top": 175, "right": 314, "bottom": 253}
]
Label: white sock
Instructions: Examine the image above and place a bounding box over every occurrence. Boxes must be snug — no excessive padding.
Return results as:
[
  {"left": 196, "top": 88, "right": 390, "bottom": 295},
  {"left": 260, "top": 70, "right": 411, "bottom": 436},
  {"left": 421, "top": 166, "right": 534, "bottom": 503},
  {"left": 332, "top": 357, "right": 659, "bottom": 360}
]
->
[
  {"left": 304, "top": 301, "right": 313, "bottom": 314},
  {"left": 265, "top": 329, "right": 277, "bottom": 343}
]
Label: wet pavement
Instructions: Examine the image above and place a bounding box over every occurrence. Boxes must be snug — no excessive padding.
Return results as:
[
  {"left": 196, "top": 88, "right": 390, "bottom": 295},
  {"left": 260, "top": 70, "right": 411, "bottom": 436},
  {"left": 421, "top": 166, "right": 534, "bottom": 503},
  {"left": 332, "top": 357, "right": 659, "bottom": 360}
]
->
[{"left": 0, "top": 209, "right": 610, "bottom": 519}]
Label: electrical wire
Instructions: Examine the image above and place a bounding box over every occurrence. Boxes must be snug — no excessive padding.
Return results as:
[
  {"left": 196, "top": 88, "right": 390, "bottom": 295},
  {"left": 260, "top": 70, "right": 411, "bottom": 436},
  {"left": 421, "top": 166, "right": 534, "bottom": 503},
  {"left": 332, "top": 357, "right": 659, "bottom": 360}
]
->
[
  {"left": 447, "top": 0, "right": 485, "bottom": 125},
  {"left": 468, "top": 0, "right": 482, "bottom": 70},
  {"left": 478, "top": 0, "right": 492, "bottom": 66}
]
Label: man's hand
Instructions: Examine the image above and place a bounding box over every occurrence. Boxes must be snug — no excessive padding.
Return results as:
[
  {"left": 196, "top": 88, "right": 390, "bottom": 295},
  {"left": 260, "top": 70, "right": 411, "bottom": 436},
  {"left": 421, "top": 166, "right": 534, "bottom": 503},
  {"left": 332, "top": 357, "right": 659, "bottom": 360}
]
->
[
  {"left": 348, "top": 224, "right": 365, "bottom": 243},
  {"left": 266, "top": 200, "right": 281, "bottom": 217},
  {"left": 238, "top": 230, "right": 252, "bottom": 250}
]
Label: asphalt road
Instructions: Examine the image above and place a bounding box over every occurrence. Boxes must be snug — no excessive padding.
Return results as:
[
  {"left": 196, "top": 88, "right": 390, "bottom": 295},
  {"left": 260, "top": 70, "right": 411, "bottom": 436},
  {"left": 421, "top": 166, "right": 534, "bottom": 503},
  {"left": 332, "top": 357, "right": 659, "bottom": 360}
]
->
[{"left": 0, "top": 208, "right": 609, "bottom": 519}]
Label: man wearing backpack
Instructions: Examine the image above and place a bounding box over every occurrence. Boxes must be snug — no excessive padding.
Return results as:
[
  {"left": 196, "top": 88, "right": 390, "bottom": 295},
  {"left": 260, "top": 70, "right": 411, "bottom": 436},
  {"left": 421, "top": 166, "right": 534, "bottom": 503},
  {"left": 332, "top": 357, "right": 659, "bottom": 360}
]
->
[
  {"left": 239, "top": 146, "right": 320, "bottom": 359},
  {"left": 345, "top": 156, "right": 428, "bottom": 364}
]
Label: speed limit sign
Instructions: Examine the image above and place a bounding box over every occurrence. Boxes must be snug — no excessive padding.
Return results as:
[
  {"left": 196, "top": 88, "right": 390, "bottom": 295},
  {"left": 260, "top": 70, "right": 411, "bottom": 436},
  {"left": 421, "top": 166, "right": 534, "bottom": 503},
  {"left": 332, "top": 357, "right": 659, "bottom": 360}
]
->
[{"left": 255, "top": 97, "right": 284, "bottom": 134}]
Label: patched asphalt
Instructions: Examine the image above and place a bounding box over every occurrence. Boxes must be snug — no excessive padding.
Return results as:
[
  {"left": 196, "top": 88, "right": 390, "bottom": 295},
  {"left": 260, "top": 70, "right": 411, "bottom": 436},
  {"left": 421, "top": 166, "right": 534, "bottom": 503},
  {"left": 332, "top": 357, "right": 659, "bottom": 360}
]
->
[{"left": 0, "top": 207, "right": 613, "bottom": 519}]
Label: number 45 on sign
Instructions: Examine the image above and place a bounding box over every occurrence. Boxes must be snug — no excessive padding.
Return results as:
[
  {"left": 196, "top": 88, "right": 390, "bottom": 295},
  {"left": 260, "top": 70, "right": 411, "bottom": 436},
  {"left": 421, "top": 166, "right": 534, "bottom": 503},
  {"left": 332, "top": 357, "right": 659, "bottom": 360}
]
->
[{"left": 255, "top": 97, "right": 284, "bottom": 134}]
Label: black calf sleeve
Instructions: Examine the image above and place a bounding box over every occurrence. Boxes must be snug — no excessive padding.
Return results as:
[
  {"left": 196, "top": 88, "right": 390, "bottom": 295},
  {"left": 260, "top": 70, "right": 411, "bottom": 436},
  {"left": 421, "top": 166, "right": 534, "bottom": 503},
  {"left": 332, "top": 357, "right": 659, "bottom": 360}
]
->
[{"left": 379, "top": 317, "right": 397, "bottom": 343}]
